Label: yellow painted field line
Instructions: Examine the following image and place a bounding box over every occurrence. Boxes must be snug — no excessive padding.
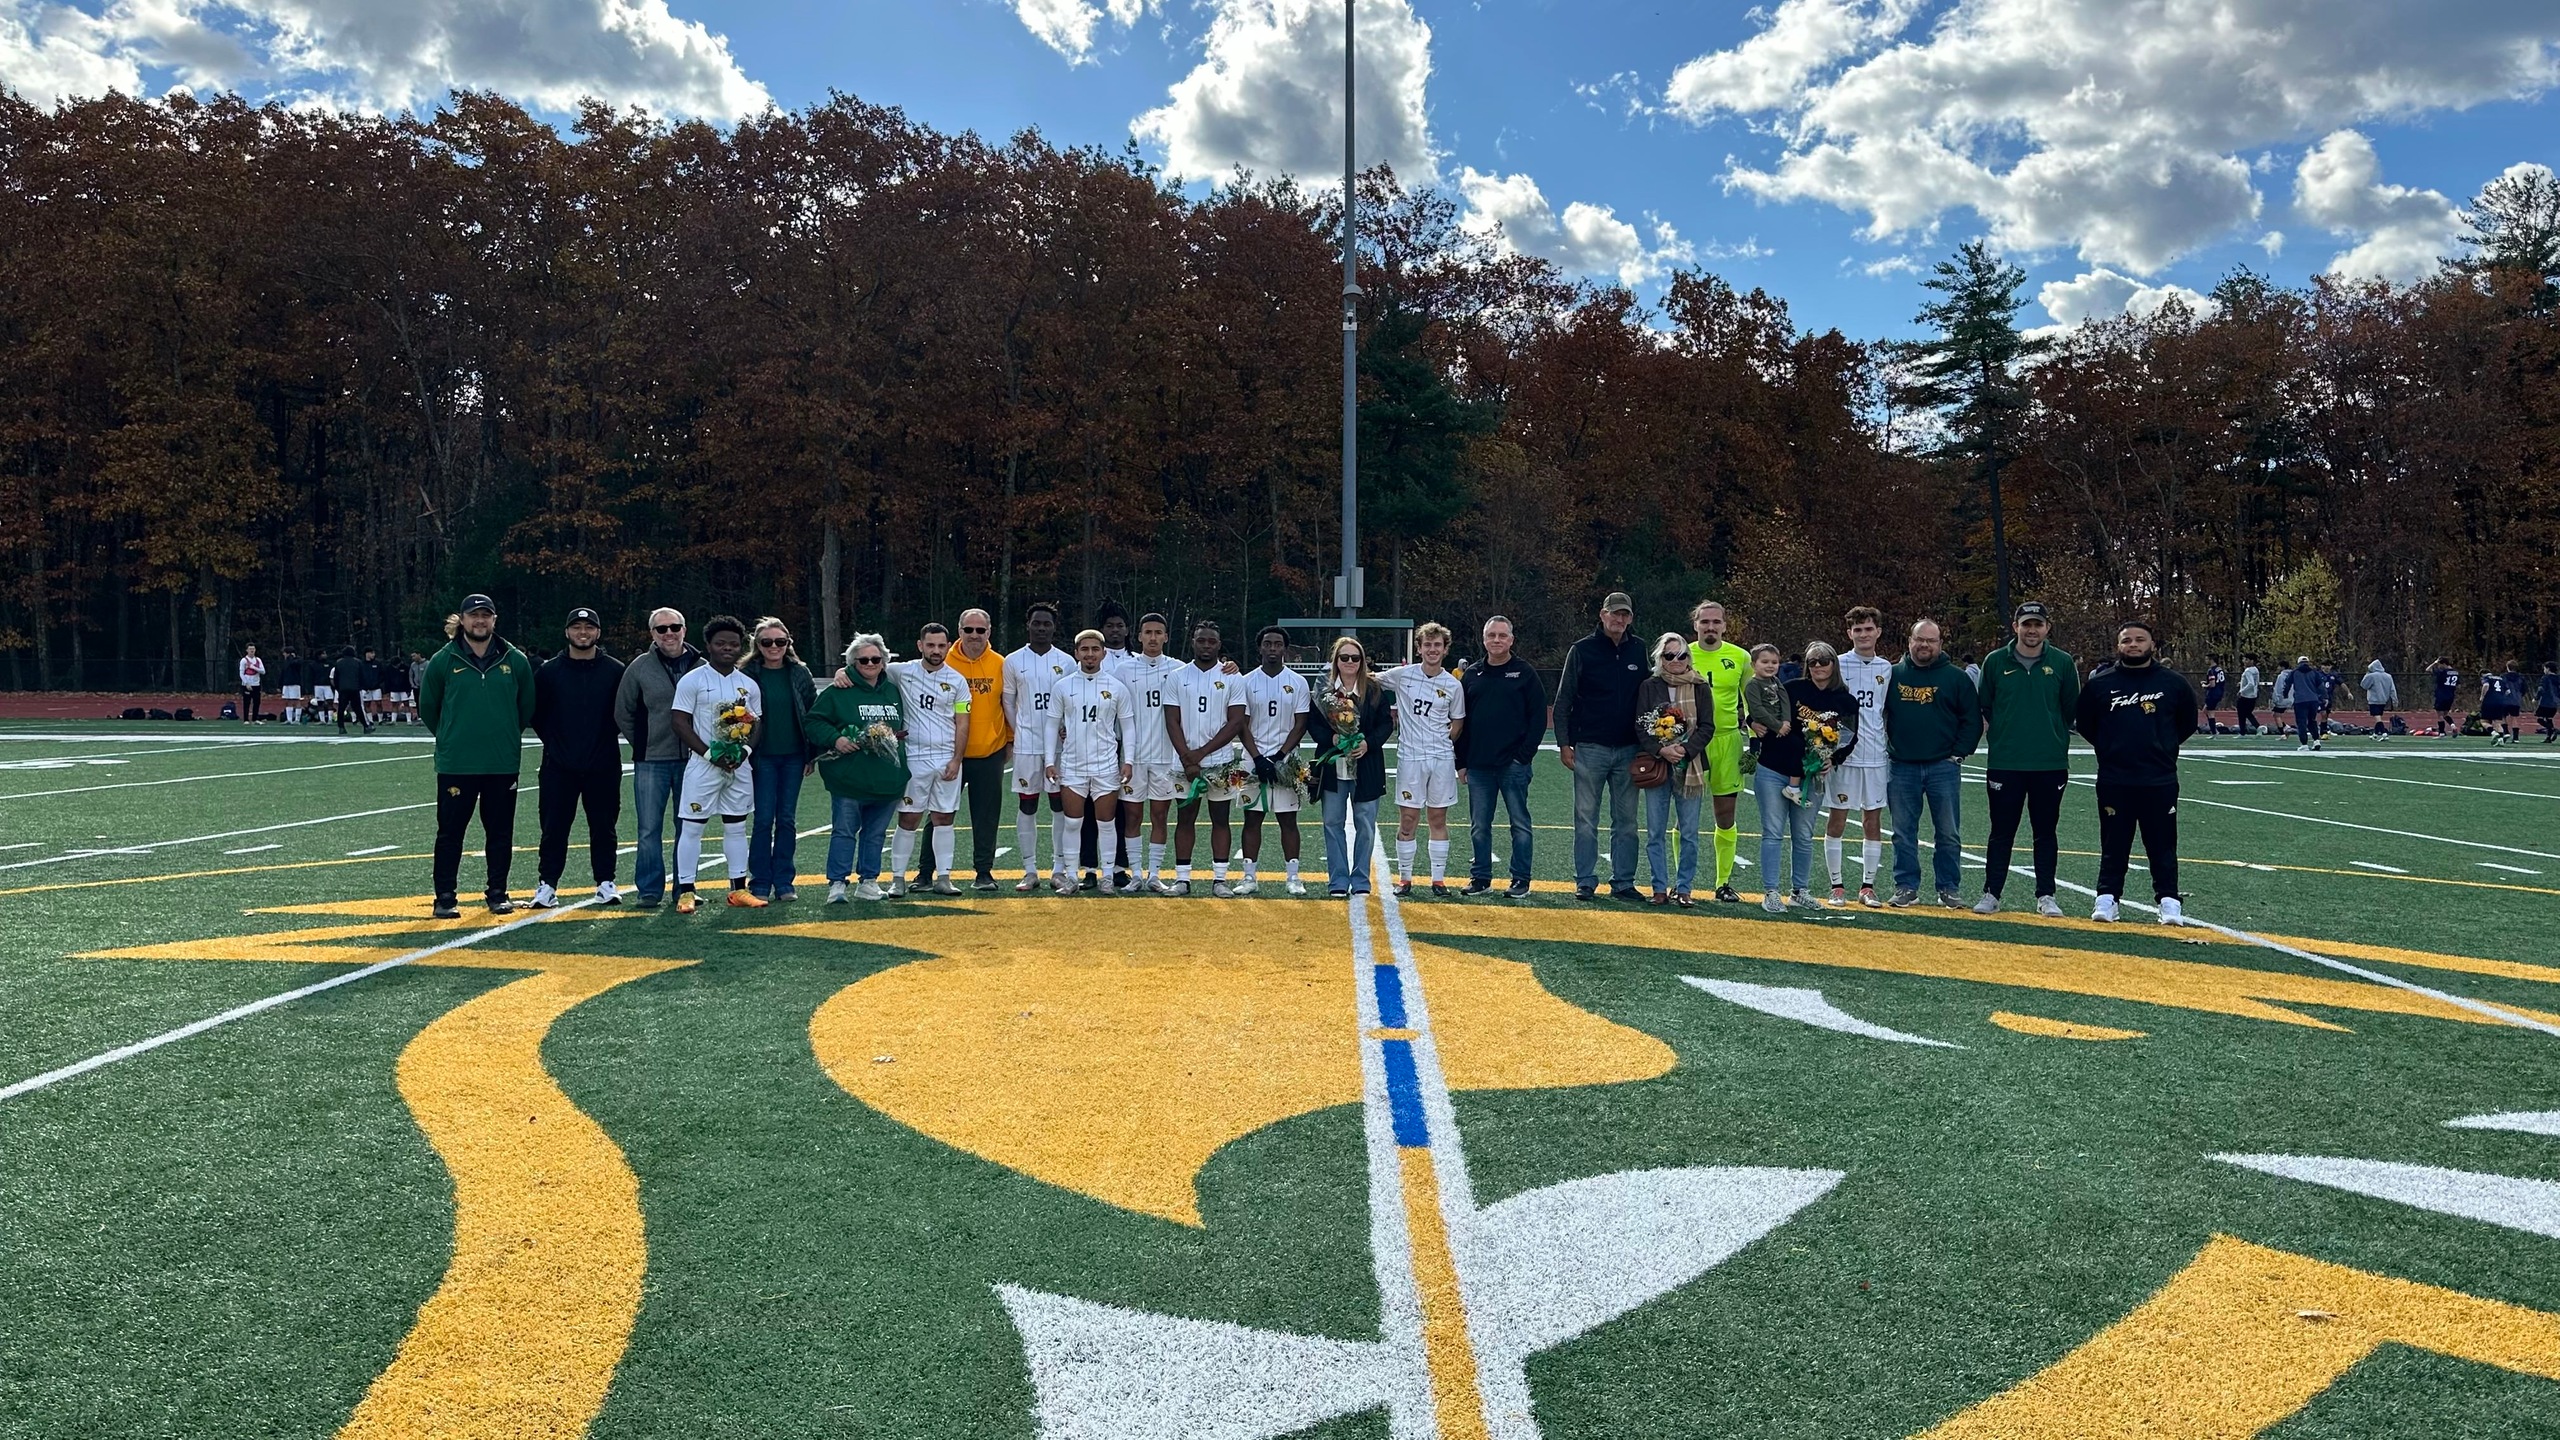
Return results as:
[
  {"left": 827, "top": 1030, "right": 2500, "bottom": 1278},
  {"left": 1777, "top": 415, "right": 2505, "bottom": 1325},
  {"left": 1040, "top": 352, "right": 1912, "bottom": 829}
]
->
[{"left": 1400, "top": 1144, "right": 1492, "bottom": 1440}]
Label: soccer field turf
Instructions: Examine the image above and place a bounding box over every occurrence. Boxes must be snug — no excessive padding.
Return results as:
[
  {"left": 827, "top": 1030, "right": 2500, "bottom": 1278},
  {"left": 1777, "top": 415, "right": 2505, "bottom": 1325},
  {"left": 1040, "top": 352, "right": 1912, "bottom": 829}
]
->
[{"left": 3, "top": 722, "right": 2557, "bottom": 1439}]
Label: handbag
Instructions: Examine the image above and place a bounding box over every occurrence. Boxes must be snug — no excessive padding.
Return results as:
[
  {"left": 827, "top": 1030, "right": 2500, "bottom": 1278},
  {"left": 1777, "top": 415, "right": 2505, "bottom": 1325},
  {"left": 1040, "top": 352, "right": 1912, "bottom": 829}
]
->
[{"left": 1630, "top": 752, "right": 1670, "bottom": 789}]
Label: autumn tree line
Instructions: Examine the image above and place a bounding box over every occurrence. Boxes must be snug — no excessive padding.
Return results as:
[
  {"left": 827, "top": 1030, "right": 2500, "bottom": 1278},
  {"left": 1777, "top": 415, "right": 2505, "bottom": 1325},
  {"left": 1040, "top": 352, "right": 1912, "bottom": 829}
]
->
[{"left": 3, "top": 89, "right": 2555, "bottom": 693}]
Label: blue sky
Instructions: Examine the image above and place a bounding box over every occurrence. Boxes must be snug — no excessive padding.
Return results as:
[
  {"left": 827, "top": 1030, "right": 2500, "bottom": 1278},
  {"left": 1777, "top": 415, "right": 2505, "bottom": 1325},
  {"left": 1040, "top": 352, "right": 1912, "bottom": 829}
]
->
[{"left": 7, "top": 0, "right": 2557, "bottom": 340}]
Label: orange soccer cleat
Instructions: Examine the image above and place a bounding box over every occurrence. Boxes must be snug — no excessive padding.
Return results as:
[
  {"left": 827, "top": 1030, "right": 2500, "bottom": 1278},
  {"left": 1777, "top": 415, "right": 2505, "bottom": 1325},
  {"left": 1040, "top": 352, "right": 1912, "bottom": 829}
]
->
[
  {"left": 727, "top": 888, "right": 769, "bottom": 909},
  {"left": 675, "top": 890, "right": 699, "bottom": 914}
]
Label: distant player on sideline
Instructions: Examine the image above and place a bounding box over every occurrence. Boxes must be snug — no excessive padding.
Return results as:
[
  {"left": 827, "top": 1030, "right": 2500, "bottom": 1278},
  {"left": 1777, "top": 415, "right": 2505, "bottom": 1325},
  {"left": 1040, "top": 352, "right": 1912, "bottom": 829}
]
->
[
  {"left": 236, "top": 644, "right": 265, "bottom": 723},
  {"left": 1826, "top": 606, "right": 1893, "bottom": 906},
  {"left": 1116, "top": 614, "right": 1185, "bottom": 892},
  {"left": 1236, "top": 625, "right": 1312, "bottom": 895},
  {"left": 2358, "top": 661, "right": 2397, "bottom": 740},
  {"left": 885, "top": 623, "right": 972, "bottom": 895},
  {"left": 1376, "top": 623, "right": 1468, "bottom": 896},
  {"left": 360, "top": 647, "right": 387, "bottom": 729},
  {"left": 2483, "top": 663, "right": 2526, "bottom": 745},
  {"left": 2200, "top": 661, "right": 2225, "bottom": 734},
  {"left": 1165, "top": 620, "right": 1250, "bottom": 895},
  {"left": 2538, "top": 663, "right": 2559, "bottom": 743},
  {"left": 1045, "top": 629, "right": 1133, "bottom": 892},
  {"left": 277, "top": 646, "right": 305, "bottom": 724},
  {"left": 2234, "top": 655, "right": 2261, "bottom": 734},
  {"left": 1003, "top": 602, "right": 1072, "bottom": 891},
  {"left": 1686, "top": 601, "right": 1753, "bottom": 903},
  {"left": 2428, "top": 658, "right": 2460, "bottom": 736},
  {"left": 669, "top": 615, "right": 765, "bottom": 914}
]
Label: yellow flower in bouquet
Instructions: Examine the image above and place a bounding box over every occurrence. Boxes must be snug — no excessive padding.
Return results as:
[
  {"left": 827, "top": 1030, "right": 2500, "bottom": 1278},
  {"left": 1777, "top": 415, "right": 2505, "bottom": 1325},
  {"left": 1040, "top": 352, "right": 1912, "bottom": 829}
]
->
[
  {"left": 715, "top": 698, "right": 755, "bottom": 743},
  {"left": 706, "top": 696, "right": 755, "bottom": 769}
]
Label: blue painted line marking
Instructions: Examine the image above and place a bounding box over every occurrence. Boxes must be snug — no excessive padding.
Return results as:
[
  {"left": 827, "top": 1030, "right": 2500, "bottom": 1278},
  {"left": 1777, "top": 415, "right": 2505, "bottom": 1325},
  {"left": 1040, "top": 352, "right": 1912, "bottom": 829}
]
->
[
  {"left": 1374, "top": 964, "right": 1408, "bottom": 1028},
  {"left": 1381, "top": 1039, "right": 1429, "bottom": 1147}
]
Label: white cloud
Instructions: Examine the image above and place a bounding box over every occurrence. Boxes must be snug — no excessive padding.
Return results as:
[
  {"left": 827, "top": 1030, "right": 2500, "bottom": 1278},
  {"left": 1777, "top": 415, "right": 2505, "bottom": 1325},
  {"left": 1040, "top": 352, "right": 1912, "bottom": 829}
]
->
[
  {"left": 0, "top": 0, "right": 770, "bottom": 119},
  {"left": 1671, "top": 0, "right": 2560, "bottom": 275},
  {"left": 2258, "top": 230, "right": 2285, "bottom": 256},
  {"left": 1858, "top": 253, "right": 1920, "bottom": 278},
  {"left": 1012, "top": 0, "right": 1159, "bottom": 63},
  {"left": 1456, "top": 167, "right": 1697, "bottom": 287},
  {"left": 2037, "top": 266, "right": 2217, "bottom": 327},
  {"left": 2293, "top": 129, "right": 2463, "bottom": 283},
  {"left": 1136, "top": 0, "right": 1434, "bottom": 185},
  {"left": 1667, "top": 0, "right": 1920, "bottom": 118}
]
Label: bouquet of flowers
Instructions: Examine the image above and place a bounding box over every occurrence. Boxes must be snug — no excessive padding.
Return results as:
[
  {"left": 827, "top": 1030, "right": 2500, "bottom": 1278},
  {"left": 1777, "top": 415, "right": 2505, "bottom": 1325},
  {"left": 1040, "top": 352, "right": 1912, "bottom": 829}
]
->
[
  {"left": 1272, "top": 750, "right": 1316, "bottom": 807},
  {"left": 1638, "top": 702, "right": 1692, "bottom": 753},
  {"left": 1315, "top": 683, "right": 1365, "bottom": 781},
  {"left": 1784, "top": 706, "right": 1844, "bottom": 805},
  {"left": 856, "top": 720, "right": 900, "bottom": 760},
  {"left": 705, "top": 697, "right": 755, "bottom": 770},
  {"left": 1184, "top": 754, "right": 1255, "bottom": 804}
]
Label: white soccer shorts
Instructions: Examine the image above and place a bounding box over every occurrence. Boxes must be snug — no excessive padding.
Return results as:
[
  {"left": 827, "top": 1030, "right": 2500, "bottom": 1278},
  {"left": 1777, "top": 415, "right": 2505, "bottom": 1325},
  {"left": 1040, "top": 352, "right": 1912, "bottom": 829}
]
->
[
  {"left": 680, "top": 756, "right": 755, "bottom": 820},
  {"left": 1121, "top": 762, "right": 1183, "bottom": 803},
  {"left": 313, "top": 686, "right": 335, "bottom": 701},
  {"left": 361, "top": 688, "right": 383, "bottom": 703},
  {"left": 1394, "top": 757, "right": 1458, "bottom": 810},
  {"left": 1829, "top": 764, "right": 1887, "bottom": 813},
  {"left": 280, "top": 686, "right": 303, "bottom": 700},
  {"left": 901, "top": 753, "right": 964, "bottom": 815},
  {"left": 1059, "top": 765, "right": 1122, "bottom": 800},
  {"left": 1012, "top": 756, "right": 1059, "bottom": 796},
  {"left": 1246, "top": 771, "right": 1301, "bottom": 812}
]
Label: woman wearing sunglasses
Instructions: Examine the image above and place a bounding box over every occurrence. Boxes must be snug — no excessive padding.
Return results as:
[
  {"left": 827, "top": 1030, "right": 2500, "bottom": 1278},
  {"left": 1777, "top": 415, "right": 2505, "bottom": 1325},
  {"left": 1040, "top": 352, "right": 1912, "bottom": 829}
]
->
[
  {"left": 1635, "top": 635, "right": 1709, "bottom": 904},
  {"left": 1754, "top": 641, "right": 1860, "bottom": 911},
  {"left": 1313, "top": 637, "right": 1398, "bottom": 897},
  {"left": 806, "top": 634, "right": 908, "bottom": 902},
  {"left": 745, "top": 618, "right": 819, "bottom": 900}
]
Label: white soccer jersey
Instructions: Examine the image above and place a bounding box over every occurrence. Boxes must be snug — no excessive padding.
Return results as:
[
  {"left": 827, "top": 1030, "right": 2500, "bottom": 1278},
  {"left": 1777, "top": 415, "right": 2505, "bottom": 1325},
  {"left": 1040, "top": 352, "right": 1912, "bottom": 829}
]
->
[
  {"left": 1837, "top": 651, "right": 1893, "bottom": 768},
  {"left": 1375, "top": 664, "right": 1465, "bottom": 764},
  {"left": 1003, "top": 645, "right": 1074, "bottom": 757},
  {"left": 1114, "top": 652, "right": 1184, "bottom": 766},
  {"left": 1240, "top": 666, "right": 1310, "bottom": 758},
  {"left": 1050, "top": 669, "right": 1130, "bottom": 773},
  {"left": 1167, "top": 662, "right": 1247, "bottom": 762},
  {"left": 886, "top": 659, "right": 970, "bottom": 759},
  {"left": 674, "top": 664, "right": 762, "bottom": 750}
]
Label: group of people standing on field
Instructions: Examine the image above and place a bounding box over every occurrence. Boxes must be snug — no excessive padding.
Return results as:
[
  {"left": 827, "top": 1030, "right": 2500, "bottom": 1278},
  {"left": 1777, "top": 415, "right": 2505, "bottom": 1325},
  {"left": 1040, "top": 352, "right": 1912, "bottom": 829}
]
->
[
  {"left": 401, "top": 586, "right": 2201, "bottom": 927},
  {"left": 234, "top": 643, "right": 423, "bottom": 731},
  {"left": 2202, "top": 654, "right": 2557, "bottom": 747}
]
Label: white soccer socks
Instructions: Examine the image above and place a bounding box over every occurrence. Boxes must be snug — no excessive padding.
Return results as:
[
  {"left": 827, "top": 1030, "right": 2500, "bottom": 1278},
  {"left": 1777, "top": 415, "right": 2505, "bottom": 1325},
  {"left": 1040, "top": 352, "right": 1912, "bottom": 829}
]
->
[
  {"left": 931, "top": 826, "right": 955, "bottom": 879},
  {"left": 1051, "top": 812, "right": 1073, "bottom": 880},
  {"left": 891, "top": 826, "right": 917, "bottom": 881},
  {"left": 1428, "top": 839, "right": 1448, "bottom": 883},
  {"left": 723, "top": 819, "right": 749, "bottom": 887},
  {"left": 674, "top": 820, "right": 704, "bottom": 885},
  {"left": 1019, "top": 812, "right": 1042, "bottom": 878},
  {"left": 1861, "top": 840, "right": 1881, "bottom": 884},
  {"left": 1824, "top": 838, "right": 1844, "bottom": 887},
  {"left": 1396, "top": 836, "right": 1418, "bottom": 883}
]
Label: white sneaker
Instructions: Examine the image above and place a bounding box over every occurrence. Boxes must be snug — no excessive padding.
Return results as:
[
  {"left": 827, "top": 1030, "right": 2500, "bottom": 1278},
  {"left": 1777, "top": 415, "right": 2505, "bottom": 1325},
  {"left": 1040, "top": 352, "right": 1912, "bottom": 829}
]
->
[
  {"left": 1151, "top": 878, "right": 1182, "bottom": 896},
  {"left": 2157, "top": 896, "right": 2186, "bottom": 925},
  {"left": 1762, "top": 891, "right": 1785, "bottom": 913},
  {"left": 1972, "top": 893, "right": 2000, "bottom": 914},
  {"left": 2296, "top": 744, "right": 2310, "bottom": 753},
  {"left": 2092, "top": 895, "right": 2121, "bottom": 923},
  {"left": 854, "top": 879, "right": 884, "bottom": 901},
  {"left": 1016, "top": 875, "right": 1041, "bottom": 893},
  {"left": 1052, "top": 874, "right": 1072, "bottom": 893},
  {"left": 930, "top": 878, "right": 963, "bottom": 896},
  {"left": 530, "top": 882, "right": 558, "bottom": 909},
  {"left": 827, "top": 881, "right": 848, "bottom": 903},
  {"left": 2034, "top": 895, "right": 2064, "bottom": 918},
  {"left": 886, "top": 877, "right": 908, "bottom": 898},
  {"left": 1210, "top": 880, "right": 1236, "bottom": 898},
  {"left": 1285, "top": 877, "right": 1307, "bottom": 896},
  {"left": 595, "top": 880, "right": 620, "bottom": 906},
  {"left": 1231, "top": 876, "right": 1259, "bottom": 895}
]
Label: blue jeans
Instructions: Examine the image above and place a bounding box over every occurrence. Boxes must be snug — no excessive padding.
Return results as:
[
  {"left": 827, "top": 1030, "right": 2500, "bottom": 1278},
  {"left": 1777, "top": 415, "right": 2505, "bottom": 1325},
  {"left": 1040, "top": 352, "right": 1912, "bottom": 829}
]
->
[
  {"left": 825, "top": 794, "right": 899, "bottom": 883},
  {"left": 1571, "top": 742, "right": 1640, "bottom": 890},
  {"left": 1644, "top": 785, "right": 1703, "bottom": 893},
  {"left": 630, "top": 758, "right": 684, "bottom": 901},
  {"left": 1322, "top": 787, "right": 1379, "bottom": 894},
  {"left": 749, "top": 752, "right": 806, "bottom": 896},
  {"left": 1752, "top": 764, "right": 1818, "bottom": 896},
  {"left": 1888, "top": 758, "right": 1964, "bottom": 896},
  {"left": 1466, "top": 760, "right": 1534, "bottom": 885}
]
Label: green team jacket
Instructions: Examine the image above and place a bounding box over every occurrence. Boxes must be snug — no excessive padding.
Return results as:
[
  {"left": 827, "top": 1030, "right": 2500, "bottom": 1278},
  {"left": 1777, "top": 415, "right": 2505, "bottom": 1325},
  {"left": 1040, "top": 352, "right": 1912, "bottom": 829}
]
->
[
  {"left": 1977, "top": 642, "right": 2079, "bottom": 772},
  {"left": 804, "top": 676, "right": 909, "bottom": 800},
  {"left": 418, "top": 637, "right": 538, "bottom": 775}
]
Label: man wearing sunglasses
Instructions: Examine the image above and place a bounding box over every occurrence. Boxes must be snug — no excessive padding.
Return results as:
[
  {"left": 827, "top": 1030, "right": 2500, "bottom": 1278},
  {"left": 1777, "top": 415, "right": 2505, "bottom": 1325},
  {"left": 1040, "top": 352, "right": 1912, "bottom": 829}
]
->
[{"left": 613, "top": 606, "right": 704, "bottom": 907}]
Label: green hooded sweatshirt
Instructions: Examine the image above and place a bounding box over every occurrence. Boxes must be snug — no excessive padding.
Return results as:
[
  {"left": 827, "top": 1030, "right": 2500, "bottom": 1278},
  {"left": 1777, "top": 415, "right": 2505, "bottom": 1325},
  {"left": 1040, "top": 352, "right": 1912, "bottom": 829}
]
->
[
  {"left": 1884, "top": 653, "right": 1983, "bottom": 764},
  {"left": 805, "top": 673, "right": 908, "bottom": 800},
  {"left": 418, "top": 636, "right": 537, "bottom": 775},
  {"left": 1977, "top": 642, "right": 2079, "bottom": 771}
]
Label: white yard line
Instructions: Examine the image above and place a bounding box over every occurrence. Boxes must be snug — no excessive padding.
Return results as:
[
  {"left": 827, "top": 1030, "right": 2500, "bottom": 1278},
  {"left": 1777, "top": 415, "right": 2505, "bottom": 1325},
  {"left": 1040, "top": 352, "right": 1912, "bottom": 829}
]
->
[
  {"left": 0, "top": 751, "right": 425, "bottom": 801},
  {"left": 0, "top": 803, "right": 435, "bottom": 873},
  {"left": 2184, "top": 753, "right": 2559, "bottom": 800},
  {"left": 345, "top": 844, "right": 399, "bottom": 856},
  {"left": 2479, "top": 862, "right": 2544, "bottom": 876},
  {"left": 0, "top": 730, "right": 433, "bottom": 746},
  {"left": 222, "top": 844, "right": 282, "bottom": 856},
  {"left": 2060, "top": 778, "right": 2560, "bottom": 862},
  {"left": 2348, "top": 861, "right": 2407, "bottom": 874}
]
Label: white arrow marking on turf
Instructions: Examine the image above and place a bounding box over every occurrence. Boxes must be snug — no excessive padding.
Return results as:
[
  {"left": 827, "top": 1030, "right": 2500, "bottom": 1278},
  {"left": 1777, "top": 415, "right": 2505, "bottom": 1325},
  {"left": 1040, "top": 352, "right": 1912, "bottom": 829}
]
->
[
  {"left": 1680, "top": 976, "right": 1962, "bottom": 1048},
  {"left": 2446, "top": 1110, "right": 2560, "bottom": 1137},
  {"left": 2212, "top": 1153, "right": 2560, "bottom": 1239}
]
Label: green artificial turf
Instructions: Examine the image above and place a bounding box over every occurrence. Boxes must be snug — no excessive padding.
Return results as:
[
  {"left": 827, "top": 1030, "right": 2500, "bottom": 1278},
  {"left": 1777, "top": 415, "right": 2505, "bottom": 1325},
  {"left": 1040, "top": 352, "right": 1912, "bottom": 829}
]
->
[{"left": 1, "top": 721, "right": 2555, "bottom": 1438}]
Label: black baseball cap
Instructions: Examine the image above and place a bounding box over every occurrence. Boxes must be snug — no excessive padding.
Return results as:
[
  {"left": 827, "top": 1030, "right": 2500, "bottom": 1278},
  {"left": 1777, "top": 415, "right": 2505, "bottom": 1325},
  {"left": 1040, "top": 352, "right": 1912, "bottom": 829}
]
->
[
  {"left": 460, "top": 593, "right": 496, "bottom": 614},
  {"left": 566, "top": 606, "right": 602, "bottom": 626},
  {"left": 1601, "top": 591, "right": 1635, "bottom": 614},
  {"left": 2012, "top": 601, "right": 2050, "bottom": 621}
]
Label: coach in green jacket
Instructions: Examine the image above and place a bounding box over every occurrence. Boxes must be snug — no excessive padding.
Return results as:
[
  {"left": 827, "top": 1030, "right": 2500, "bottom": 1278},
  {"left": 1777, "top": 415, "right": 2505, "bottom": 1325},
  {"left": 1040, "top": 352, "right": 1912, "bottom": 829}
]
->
[
  {"left": 418, "top": 593, "right": 538, "bottom": 919},
  {"left": 1973, "top": 601, "right": 2079, "bottom": 916}
]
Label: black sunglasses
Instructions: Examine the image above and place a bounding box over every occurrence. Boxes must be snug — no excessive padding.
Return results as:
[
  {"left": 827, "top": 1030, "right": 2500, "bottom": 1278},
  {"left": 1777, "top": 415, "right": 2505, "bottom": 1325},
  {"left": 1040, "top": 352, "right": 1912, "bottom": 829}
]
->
[
  {"left": 853, "top": 655, "right": 885, "bottom": 665},
  {"left": 653, "top": 623, "right": 684, "bottom": 633},
  {"left": 960, "top": 626, "right": 989, "bottom": 634},
  {"left": 758, "top": 637, "right": 788, "bottom": 647}
]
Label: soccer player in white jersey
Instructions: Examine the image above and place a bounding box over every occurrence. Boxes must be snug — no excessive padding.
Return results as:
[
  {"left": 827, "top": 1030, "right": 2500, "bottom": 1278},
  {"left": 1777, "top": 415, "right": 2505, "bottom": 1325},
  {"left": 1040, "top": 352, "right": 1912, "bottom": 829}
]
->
[
  {"left": 1003, "top": 602, "right": 1073, "bottom": 891},
  {"left": 669, "top": 615, "right": 765, "bottom": 913},
  {"left": 1166, "top": 620, "right": 1251, "bottom": 895},
  {"left": 1115, "top": 614, "right": 1186, "bottom": 892},
  {"left": 1376, "top": 622, "right": 1468, "bottom": 896},
  {"left": 1826, "top": 605, "right": 1893, "bottom": 906},
  {"left": 1236, "top": 625, "right": 1312, "bottom": 895},
  {"left": 1045, "top": 630, "right": 1133, "bottom": 892},
  {"left": 885, "top": 622, "right": 973, "bottom": 896}
]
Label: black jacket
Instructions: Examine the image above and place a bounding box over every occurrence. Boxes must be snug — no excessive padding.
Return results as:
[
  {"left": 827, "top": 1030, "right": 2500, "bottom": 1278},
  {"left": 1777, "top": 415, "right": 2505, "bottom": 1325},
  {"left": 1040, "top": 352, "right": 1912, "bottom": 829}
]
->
[
  {"left": 534, "top": 651, "right": 629, "bottom": 771},
  {"left": 2074, "top": 661, "right": 2198, "bottom": 787},
  {"left": 1314, "top": 684, "right": 1398, "bottom": 804},
  {"left": 1759, "top": 677, "right": 1860, "bottom": 779},
  {"left": 1551, "top": 629, "right": 1650, "bottom": 748},
  {"left": 329, "top": 653, "right": 368, "bottom": 693},
  {"left": 1458, "top": 655, "right": 1549, "bottom": 769}
]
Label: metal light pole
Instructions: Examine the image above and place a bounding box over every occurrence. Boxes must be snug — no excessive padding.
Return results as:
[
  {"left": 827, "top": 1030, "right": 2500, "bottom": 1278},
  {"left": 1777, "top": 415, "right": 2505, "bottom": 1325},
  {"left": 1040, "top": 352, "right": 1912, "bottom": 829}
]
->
[{"left": 1337, "top": 0, "right": 1362, "bottom": 631}]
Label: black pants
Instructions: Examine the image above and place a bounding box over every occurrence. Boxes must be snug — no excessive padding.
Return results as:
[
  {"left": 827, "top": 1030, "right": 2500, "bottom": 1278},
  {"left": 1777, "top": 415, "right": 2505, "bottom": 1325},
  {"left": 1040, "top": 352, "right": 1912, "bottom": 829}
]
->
[
  {"left": 2234, "top": 697, "right": 2256, "bottom": 733},
  {"left": 962, "top": 751, "right": 1006, "bottom": 876},
  {"left": 435, "top": 773, "right": 519, "bottom": 899},
  {"left": 1981, "top": 768, "right": 2067, "bottom": 898},
  {"left": 240, "top": 687, "right": 262, "bottom": 721},
  {"left": 2094, "top": 781, "right": 2178, "bottom": 902},
  {"left": 537, "top": 761, "right": 621, "bottom": 888}
]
